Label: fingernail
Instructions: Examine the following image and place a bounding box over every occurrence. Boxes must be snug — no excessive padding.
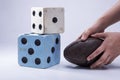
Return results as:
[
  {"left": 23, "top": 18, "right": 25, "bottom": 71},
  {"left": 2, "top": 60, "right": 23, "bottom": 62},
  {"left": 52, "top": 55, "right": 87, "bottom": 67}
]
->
[
  {"left": 87, "top": 58, "right": 90, "bottom": 61},
  {"left": 81, "top": 36, "right": 84, "bottom": 40},
  {"left": 90, "top": 66, "right": 94, "bottom": 69},
  {"left": 81, "top": 36, "right": 86, "bottom": 41},
  {"left": 87, "top": 57, "right": 91, "bottom": 61}
]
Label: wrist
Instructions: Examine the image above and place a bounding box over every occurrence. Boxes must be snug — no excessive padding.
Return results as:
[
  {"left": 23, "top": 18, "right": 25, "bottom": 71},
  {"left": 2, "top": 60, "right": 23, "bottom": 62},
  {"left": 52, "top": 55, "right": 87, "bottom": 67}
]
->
[{"left": 96, "top": 17, "right": 108, "bottom": 30}]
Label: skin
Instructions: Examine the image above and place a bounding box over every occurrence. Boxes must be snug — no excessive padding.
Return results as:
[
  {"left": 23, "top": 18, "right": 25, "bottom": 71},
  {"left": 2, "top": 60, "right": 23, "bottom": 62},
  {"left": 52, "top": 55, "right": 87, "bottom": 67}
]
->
[{"left": 78, "top": 0, "right": 120, "bottom": 69}]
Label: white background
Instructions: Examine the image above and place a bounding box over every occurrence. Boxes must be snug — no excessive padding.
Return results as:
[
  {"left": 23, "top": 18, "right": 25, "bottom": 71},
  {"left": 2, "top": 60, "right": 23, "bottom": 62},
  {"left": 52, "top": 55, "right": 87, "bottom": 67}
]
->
[{"left": 0, "top": 0, "right": 120, "bottom": 80}]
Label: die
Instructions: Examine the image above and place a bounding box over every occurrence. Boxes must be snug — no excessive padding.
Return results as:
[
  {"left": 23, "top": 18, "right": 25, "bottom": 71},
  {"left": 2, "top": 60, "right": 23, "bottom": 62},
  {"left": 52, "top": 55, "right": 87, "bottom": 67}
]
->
[
  {"left": 18, "top": 33, "right": 60, "bottom": 68},
  {"left": 31, "top": 7, "right": 64, "bottom": 34}
]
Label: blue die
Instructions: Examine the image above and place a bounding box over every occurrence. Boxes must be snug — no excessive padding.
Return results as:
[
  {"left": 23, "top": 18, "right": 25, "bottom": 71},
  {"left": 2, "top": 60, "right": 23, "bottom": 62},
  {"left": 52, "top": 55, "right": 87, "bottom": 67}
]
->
[{"left": 18, "top": 33, "right": 60, "bottom": 68}]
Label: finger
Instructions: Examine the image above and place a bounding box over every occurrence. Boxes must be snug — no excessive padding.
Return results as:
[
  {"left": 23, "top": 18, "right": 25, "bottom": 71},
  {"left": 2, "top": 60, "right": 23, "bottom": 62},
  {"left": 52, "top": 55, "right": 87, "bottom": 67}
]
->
[
  {"left": 104, "top": 55, "right": 111, "bottom": 65},
  {"left": 90, "top": 52, "right": 109, "bottom": 69},
  {"left": 105, "top": 57, "right": 114, "bottom": 65},
  {"left": 76, "top": 34, "right": 82, "bottom": 41},
  {"left": 106, "top": 55, "right": 118, "bottom": 65},
  {"left": 91, "top": 33, "right": 107, "bottom": 39},
  {"left": 81, "top": 30, "right": 91, "bottom": 40},
  {"left": 77, "top": 35, "right": 82, "bottom": 40},
  {"left": 87, "top": 45, "right": 104, "bottom": 61}
]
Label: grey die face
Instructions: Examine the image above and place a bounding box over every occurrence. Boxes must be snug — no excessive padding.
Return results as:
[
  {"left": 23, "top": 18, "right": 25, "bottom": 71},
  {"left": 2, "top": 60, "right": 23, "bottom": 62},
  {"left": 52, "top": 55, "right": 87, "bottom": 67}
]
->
[{"left": 31, "top": 7, "right": 64, "bottom": 34}]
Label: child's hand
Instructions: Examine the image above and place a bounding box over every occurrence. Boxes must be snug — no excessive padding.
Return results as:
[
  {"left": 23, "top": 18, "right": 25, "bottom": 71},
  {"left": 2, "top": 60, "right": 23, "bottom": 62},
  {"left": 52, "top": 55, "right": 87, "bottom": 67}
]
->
[{"left": 87, "top": 32, "right": 120, "bottom": 69}]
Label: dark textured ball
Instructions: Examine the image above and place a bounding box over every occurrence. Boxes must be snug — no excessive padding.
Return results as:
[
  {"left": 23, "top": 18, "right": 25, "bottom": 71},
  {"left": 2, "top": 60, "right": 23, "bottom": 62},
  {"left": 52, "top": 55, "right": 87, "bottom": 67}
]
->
[{"left": 64, "top": 37, "right": 103, "bottom": 67}]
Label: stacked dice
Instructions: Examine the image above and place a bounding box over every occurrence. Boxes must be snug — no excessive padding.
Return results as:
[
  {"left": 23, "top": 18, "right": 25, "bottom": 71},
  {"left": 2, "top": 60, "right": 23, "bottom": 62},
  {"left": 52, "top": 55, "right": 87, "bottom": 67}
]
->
[{"left": 18, "top": 7, "right": 64, "bottom": 69}]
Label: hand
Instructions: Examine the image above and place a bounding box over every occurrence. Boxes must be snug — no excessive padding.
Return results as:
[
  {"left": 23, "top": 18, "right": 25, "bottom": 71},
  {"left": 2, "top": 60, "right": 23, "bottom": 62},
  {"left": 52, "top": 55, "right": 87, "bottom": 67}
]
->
[
  {"left": 78, "top": 0, "right": 120, "bottom": 41},
  {"left": 79, "top": 27, "right": 104, "bottom": 41},
  {"left": 77, "top": 21, "right": 105, "bottom": 41},
  {"left": 87, "top": 32, "right": 120, "bottom": 69}
]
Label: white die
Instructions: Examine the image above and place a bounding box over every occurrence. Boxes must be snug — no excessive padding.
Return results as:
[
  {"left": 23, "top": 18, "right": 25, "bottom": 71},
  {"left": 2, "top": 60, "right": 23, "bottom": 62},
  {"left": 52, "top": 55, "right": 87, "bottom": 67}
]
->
[{"left": 31, "top": 7, "right": 64, "bottom": 34}]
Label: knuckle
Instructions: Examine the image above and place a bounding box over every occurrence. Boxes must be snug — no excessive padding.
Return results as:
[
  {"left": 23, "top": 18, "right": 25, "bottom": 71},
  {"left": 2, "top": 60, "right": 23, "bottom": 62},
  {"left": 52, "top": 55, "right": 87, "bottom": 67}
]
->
[
  {"left": 85, "top": 29, "right": 91, "bottom": 35},
  {"left": 86, "top": 30, "right": 90, "bottom": 34},
  {"left": 89, "top": 55, "right": 94, "bottom": 59},
  {"left": 94, "top": 49, "right": 101, "bottom": 55}
]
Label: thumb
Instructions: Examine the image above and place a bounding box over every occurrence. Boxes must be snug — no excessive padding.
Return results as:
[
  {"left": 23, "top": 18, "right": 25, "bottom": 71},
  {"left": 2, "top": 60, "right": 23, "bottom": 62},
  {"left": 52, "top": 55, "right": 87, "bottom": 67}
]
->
[
  {"left": 91, "top": 33, "right": 107, "bottom": 38},
  {"left": 81, "top": 30, "right": 91, "bottom": 40}
]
